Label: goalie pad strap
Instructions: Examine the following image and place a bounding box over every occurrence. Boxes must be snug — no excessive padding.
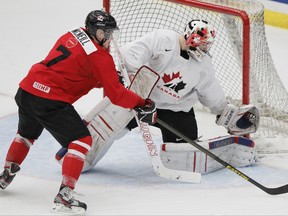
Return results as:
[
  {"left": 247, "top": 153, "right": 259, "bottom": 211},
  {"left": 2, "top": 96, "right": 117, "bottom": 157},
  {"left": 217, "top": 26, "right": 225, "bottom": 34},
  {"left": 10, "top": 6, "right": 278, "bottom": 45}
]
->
[{"left": 162, "top": 135, "right": 254, "bottom": 152}]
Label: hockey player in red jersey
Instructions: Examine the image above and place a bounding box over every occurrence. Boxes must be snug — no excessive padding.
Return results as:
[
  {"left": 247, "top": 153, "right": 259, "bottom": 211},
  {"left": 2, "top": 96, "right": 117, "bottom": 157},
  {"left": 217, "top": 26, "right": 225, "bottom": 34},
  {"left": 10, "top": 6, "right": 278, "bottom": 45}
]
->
[{"left": 0, "top": 10, "right": 156, "bottom": 214}]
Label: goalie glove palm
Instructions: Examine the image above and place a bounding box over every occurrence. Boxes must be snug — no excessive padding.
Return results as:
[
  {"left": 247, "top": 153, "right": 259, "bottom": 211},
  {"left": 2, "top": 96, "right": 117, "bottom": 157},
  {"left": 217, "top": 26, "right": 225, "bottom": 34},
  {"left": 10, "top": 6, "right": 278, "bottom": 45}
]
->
[
  {"left": 216, "top": 104, "right": 260, "bottom": 135},
  {"left": 134, "top": 99, "right": 157, "bottom": 125}
]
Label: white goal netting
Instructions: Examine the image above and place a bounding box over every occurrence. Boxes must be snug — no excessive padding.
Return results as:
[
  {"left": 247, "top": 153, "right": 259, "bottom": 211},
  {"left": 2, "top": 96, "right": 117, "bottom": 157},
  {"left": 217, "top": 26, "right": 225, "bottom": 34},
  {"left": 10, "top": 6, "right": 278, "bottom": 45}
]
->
[{"left": 105, "top": 0, "right": 288, "bottom": 153}]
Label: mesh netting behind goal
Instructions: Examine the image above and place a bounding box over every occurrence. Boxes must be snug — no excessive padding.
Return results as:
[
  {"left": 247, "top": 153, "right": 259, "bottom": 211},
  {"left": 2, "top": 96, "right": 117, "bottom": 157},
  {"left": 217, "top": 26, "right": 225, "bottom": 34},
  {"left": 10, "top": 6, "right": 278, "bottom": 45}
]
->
[{"left": 104, "top": 0, "right": 288, "bottom": 153}]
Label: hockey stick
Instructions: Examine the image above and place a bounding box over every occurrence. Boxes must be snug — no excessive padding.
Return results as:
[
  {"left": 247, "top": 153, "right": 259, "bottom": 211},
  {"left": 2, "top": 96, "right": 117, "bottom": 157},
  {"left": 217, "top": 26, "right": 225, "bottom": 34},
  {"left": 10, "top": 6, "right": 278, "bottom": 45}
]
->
[
  {"left": 156, "top": 118, "right": 288, "bottom": 195},
  {"left": 112, "top": 40, "right": 201, "bottom": 183}
]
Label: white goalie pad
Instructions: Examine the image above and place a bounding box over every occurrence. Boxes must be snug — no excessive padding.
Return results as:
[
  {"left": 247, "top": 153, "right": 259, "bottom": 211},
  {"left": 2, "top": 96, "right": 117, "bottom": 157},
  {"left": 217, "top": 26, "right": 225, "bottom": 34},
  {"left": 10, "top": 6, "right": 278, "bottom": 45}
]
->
[
  {"left": 82, "top": 66, "right": 160, "bottom": 172},
  {"left": 160, "top": 135, "right": 257, "bottom": 174},
  {"left": 216, "top": 104, "right": 260, "bottom": 135},
  {"left": 83, "top": 98, "right": 133, "bottom": 172}
]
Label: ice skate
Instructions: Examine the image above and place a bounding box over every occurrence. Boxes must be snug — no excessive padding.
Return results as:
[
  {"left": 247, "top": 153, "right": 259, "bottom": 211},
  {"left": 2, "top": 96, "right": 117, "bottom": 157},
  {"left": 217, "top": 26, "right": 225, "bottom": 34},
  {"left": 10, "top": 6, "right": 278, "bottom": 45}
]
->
[
  {"left": 52, "top": 186, "right": 87, "bottom": 214},
  {"left": 0, "top": 163, "right": 20, "bottom": 189}
]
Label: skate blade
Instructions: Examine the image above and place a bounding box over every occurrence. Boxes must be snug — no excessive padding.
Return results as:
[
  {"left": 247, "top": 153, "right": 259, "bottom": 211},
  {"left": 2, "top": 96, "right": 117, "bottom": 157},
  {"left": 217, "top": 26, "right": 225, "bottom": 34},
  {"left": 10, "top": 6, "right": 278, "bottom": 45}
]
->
[{"left": 51, "top": 203, "right": 86, "bottom": 215}]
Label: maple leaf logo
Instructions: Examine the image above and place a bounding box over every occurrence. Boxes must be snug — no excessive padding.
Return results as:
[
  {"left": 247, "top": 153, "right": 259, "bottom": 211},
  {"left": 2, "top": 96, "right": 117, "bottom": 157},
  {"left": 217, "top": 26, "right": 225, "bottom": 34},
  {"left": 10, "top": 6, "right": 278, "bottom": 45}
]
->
[
  {"left": 162, "top": 72, "right": 186, "bottom": 93},
  {"left": 162, "top": 72, "right": 181, "bottom": 83}
]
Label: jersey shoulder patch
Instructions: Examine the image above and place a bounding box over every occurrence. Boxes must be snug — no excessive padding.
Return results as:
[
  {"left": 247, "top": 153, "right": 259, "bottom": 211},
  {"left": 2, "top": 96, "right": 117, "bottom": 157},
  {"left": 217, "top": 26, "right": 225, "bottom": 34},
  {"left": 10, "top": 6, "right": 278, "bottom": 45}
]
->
[{"left": 69, "top": 27, "right": 97, "bottom": 55}]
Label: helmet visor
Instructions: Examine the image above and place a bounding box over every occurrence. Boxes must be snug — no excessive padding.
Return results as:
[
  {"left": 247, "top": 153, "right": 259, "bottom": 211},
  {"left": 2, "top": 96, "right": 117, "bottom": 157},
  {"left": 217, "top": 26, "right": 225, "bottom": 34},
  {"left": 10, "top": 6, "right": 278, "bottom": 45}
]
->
[{"left": 104, "top": 28, "right": 120, "bottom": 41}]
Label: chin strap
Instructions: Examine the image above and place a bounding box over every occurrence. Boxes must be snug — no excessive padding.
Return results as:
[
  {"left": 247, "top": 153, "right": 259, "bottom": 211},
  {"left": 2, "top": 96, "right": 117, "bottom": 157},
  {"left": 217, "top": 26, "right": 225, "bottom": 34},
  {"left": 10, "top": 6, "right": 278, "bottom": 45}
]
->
[
  {"left": 87, "top": 31, "right": 106, "bottom": 46},
  {"left": 95, "top": 37, "right": 106, "bottom": 46},
  {"left": 187, "top": 47, "right": 203, "bottom": 61}
]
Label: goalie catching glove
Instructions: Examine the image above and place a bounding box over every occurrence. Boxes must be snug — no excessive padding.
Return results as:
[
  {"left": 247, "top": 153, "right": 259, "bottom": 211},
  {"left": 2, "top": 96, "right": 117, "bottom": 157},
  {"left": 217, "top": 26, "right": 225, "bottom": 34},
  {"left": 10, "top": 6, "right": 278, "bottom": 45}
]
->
[
  {"left": 216, "top": 104, "right": 260, "bottom": 136},
  {"left": 134, "top": 98, "right": 157, "bottom": 125}
]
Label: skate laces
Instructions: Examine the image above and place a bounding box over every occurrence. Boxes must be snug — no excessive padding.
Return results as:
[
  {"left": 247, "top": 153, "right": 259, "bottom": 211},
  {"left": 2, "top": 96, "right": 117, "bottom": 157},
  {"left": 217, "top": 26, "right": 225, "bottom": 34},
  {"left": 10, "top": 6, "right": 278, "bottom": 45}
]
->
[
  {"left": 60, "top": 187, "right": 75, "bottom": 201},
  {"left": 1, "top": 163, "right": 20, "bottom": 179},
  {"left": 52, "top": 186, "right": 87, "bottom": 213},
  {"left": 7, "top": 163, "right": 20, "bottom": 175},
  {"left": 5, "top": 168, "right": 15, "bottom": 177},
  {"left": 0, "top": 163, "right": 20, "bottom": 189},
  {"left": 1, "top": 169, "right": 9, "bottom": 179}
]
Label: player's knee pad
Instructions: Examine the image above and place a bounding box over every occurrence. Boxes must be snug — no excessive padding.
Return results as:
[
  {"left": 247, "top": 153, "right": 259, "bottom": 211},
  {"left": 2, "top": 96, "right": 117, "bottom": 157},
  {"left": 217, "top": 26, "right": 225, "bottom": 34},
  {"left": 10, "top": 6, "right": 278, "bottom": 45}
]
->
[
  {"left": 14, "top": 133, "right": 35, "bottom": 148},
  {"left": 67, "top": 136, "right": 92, "bottom": 160},
  {"left": 5, "top": 134, "right": 36, "bottom": 166}
]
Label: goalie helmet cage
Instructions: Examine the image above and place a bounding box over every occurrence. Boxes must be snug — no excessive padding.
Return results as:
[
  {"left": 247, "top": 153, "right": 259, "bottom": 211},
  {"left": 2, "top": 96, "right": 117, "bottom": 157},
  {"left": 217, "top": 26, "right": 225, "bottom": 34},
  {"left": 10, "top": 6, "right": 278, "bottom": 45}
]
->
[{"left": 103, "top": 0, "right": 288, "bottom": 153}]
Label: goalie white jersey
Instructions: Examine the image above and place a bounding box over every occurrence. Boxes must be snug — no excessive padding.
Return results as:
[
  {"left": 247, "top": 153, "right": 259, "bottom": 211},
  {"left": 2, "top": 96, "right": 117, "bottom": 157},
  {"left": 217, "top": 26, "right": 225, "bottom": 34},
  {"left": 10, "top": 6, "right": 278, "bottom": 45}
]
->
[{"left": 120, "top": 29, "right": 227, "bottom": 115}]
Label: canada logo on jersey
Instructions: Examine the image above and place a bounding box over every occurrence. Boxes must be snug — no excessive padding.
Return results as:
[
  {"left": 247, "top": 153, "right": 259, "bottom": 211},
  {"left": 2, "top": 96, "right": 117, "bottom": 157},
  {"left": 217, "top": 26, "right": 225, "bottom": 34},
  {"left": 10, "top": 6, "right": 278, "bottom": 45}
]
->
[{"left": 162, "top": 71, "right": 186, "bottom": 93}]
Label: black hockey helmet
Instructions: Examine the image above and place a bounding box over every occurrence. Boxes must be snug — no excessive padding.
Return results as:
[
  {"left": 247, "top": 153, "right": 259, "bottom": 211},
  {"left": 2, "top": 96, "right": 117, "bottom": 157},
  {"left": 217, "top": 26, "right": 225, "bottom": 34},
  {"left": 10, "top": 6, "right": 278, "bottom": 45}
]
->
[{"left": 85, "top": 10, "right": 119, "bottom": 37}]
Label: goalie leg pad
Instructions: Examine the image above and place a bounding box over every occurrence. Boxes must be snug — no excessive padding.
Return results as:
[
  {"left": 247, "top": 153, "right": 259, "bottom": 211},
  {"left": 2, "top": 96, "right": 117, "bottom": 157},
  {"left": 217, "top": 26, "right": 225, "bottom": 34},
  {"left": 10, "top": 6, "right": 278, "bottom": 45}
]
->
[
  {"left": 83, "top": 127, "right": 129, "bottom": 172},
  {"left": 160, "top": 136, "right": 257, "bottom": 174},
  {"left": 160, "top": 142, "right": 233, "bottom": 174},
  {"left": 83, "top": 101, "right": 134, "bottom": 172},
  {"left": 230, "top": 144, "right": 257, "bottom": 168}
]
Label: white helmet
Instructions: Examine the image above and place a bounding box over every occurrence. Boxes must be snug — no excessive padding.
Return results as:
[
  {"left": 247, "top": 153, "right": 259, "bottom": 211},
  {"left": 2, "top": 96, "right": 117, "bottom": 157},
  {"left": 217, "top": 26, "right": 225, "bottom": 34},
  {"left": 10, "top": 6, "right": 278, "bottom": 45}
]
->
[{"left": 183, "top": 19, "right": 215, "bottom": 61}]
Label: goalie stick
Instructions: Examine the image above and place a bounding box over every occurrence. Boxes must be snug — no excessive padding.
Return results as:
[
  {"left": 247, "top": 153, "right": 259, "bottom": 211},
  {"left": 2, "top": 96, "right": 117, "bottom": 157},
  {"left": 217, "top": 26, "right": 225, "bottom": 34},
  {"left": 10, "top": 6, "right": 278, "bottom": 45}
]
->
[
  {"left": 113, "top": 40, "right": 201, "bottom": 183},
  {"left": 156, "top": 118, "right": 288, "bottom": 195}
]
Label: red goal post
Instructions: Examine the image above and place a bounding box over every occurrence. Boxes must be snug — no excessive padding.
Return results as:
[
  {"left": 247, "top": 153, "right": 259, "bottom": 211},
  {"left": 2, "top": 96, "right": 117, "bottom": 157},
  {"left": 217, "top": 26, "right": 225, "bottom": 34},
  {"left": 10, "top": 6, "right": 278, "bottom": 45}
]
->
[{"left": 103, "top": 0, "right": 288, "bottom": 153}]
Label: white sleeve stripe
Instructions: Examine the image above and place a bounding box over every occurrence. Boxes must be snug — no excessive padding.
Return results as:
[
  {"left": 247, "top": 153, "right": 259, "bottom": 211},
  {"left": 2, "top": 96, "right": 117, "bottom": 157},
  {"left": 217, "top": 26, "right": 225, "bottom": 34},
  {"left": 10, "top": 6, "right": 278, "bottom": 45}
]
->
[
  {"left": 71, "top": 140, "right": 91, "bottom": 151},
  {"left": 67, "top": 149, "right": 86, "bottom": 160}
]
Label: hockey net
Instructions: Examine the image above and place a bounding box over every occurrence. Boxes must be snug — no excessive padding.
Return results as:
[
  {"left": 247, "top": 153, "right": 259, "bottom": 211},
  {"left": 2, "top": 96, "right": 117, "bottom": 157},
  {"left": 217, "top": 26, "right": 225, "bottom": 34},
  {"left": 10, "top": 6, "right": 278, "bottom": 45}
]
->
[{"left": 103, "top": 0, "right": 288, "bottom": 154}]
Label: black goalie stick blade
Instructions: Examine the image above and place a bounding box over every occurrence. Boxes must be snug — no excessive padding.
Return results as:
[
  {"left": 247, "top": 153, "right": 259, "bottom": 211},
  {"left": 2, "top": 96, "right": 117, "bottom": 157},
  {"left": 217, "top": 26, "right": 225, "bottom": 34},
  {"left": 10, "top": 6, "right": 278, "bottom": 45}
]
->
[{"left": 263, "top": 184, "right": 288, "bottom": 195}]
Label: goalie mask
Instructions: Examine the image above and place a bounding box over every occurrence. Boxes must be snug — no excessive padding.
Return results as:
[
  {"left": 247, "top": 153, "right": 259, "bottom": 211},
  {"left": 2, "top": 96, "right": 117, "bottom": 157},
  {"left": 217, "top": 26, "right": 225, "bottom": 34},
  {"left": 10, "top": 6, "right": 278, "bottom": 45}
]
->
[
  {"left": 85, "top": 10, "right": 120, "bottom": 46},
  {"left": 183, "top": 19, "right": 215, "bottom": 61}
]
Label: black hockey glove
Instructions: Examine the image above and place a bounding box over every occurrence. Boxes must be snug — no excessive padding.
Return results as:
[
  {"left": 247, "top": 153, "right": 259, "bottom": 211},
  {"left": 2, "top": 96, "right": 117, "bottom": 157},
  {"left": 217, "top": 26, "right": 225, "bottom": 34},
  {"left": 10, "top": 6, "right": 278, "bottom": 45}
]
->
[{"left": 134, "top": 99, "right": 157, "bottom": 125}]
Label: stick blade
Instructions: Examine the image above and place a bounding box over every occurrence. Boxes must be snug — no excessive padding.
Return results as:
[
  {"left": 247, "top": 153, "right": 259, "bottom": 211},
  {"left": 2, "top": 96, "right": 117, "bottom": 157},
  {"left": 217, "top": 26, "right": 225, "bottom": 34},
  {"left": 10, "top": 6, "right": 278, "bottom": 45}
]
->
[
  {"left": 265, "top": 184, "right": 288, "bottom": 195},
  {"left": 157, "top": 165, "right": 201, "bottom": 183}
]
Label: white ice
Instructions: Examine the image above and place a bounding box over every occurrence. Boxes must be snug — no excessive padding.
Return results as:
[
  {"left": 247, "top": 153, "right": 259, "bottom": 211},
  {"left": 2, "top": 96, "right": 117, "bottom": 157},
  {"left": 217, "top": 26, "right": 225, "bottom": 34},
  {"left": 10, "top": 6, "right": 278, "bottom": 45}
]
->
[{"left": 1, "top": 0, "right": 288, "bottom": 215}]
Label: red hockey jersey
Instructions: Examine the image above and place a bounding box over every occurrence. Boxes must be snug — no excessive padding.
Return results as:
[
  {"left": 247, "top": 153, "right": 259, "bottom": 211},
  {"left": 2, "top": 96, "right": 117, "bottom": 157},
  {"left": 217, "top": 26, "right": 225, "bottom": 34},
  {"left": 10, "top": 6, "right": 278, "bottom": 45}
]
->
[{"left": 19, "top": 27, "right": 144, "bottom": 109}]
